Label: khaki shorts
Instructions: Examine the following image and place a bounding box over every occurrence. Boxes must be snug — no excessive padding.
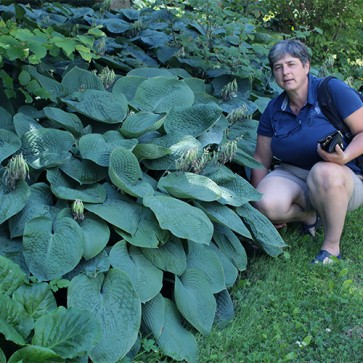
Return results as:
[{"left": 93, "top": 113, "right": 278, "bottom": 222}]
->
[{"left": 265, "top": 163, "right": 363, "bottom": 211}]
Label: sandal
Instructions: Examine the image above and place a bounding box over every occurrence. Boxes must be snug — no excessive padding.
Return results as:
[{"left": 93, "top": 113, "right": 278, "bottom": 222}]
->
[
  {"left": 301, "top": 214, "right": 321, "bottom": 236},
  {"left": 311, "top": 249, "right": 342, "bottom": 264}
]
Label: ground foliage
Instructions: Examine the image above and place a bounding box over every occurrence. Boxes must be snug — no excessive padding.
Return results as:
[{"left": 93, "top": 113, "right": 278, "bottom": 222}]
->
[{"left": 0, "top": 1, "right": 361, "bottom": 362}]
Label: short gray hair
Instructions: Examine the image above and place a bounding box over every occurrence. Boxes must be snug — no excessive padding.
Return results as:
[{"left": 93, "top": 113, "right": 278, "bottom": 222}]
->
[{"left": 268, "top": 39, "right": 311, "bottom": 69}]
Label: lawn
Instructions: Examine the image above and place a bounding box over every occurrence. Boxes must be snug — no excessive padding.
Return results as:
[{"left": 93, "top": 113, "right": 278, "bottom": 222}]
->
[{"left": 136, "top": 207, "right": 363, "bottom": 362}]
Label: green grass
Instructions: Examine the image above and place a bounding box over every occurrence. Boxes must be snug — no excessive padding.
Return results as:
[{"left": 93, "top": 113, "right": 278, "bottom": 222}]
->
[{"left": 136, "top": 208, "right": 363, "bottom": 363}]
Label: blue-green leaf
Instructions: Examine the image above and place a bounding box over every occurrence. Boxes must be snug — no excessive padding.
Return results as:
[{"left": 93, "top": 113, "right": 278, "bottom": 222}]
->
[{"left": 0, "top": 255, "right": 26, "bottom": 296}]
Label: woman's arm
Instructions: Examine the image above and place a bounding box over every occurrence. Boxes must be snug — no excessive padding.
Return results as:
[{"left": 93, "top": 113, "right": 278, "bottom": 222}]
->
[{"left": 251, "top": 135, "right": 273, "bottom": 188}]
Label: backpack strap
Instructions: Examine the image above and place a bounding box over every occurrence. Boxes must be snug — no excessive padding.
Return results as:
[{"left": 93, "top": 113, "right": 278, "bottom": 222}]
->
[{"left": 317, "top": 76, "right": 363, "bottom": 174}]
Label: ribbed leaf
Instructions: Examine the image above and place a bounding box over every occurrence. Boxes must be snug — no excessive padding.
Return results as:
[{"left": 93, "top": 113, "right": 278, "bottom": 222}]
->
[
  {"left": 214, "top": 289, "right": 235, "bottom": 328},
  {"left": 158, "top": 171, "right": 222, "bottom": 201},
  {"left": 141, "top": 238, "right": 186, "bottom": 275},
  {"left": 62, "top": 89, "right": 128, "bottom": 124},
  {"left": 8, "top": 183, "right": 54, "bottom": 239},
  {"left": 213, "top": 225, "right": 247, "bottom": 272},
  {"left": 209, "top": 242, "right": 238, "bottom": 287},
  {"left": 127, "top": 67, "right": 175, "bottom": 78},
  {"left": 109, "top": 241, "right": 163, "bottom": 303},
  {"left": 60, "top": 157, "right": 107, "bottom": 184},
  {"left": 142, "top": 295, "right": 198, "bottom": 363},
  {"left": 120, "top": 111, "right": 165, "bottom": 138},
  {"left": 109, "top": 147, "right": 154, "bottom": 198},
  {"left": 144, "top": 194, "right": 213, "bottom": 244},
  {"left": 112, "top": 75, "right": 146, "bottom": 101},
  {"left": 114, "top": 206, "right": 169, "bottom": 248},
  {"left": 13, "top": 112, "right": 42, "bottom": 138},
  {"left": 0, "top": 181, "right": 30, "bottom": 224},
  {"left": 0, "top": 237, "right": 27, "bottom": 275},
  {"left": 196, "top": 201, "right": 252, "bottom": 238},
  {"left": 174, "top": 268, "right": 216, "bottom": 335},
  {"left": 0, "top": 106, "right": 13, "bottom": 131},
  {"left": 7, "top": 346, "right": 63, "bottom": 363},
  {"left": 237, "top": 203, "right": 287, "bottom": 257},
  {"left": 13, "top": 283, "right": 57, "bottom": 320},
  {"left": 84, "top": 183, "right": 142, "bottom": 235},
  {"left": 0, "top": 256, "right": 26, "bottom": 296},
  {"left": 46, "top": 168, "right": 106, "bottom": 203},
  {"left": 32, "top": 307, "right": 101, "bottom": 359},
  {"left": 61, "top": 66, "right": 104, "bottom": 94},
  {"left": 67, "top": 269, "right": 141, "bottom": 363},
  {"left": 186, "top": 241, "right": 225, "bottom": 293},
  {"left": 79, "top": 131, "right": 137, "bottom": 167},
  {"left": 0, "top": 294, "right": 33, "bottom": 345},
  {"left": 198, "top": 114, "right": 229, "bottom": 146},
  {"left": 23, "top": 215, "right": 84, "bottom": 281},
  {"left": 0, "top": 129, "right": 21, "bottom": 163},
  {"left": 133, "top": 143, "right": 171, "bottom": 161},
  {"left": 233, "top": 148, "right": 263, "bottom": 169},
  {"left": 21, "top": 128, "right": 74, "bottom": 169},
  {"left": 133, "top": 77, "right": 194, "bottom": 113},
  {"left": 43, "top": 107, "right": 84, "bottom": 136},
  {"left": 164, "top": 103, "right": 222, "bottom": 137}
]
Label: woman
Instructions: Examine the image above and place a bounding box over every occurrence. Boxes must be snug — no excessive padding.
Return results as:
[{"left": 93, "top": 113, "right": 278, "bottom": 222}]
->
[{"left": 251, "top": 39, "right": 363, "bottom": 264}]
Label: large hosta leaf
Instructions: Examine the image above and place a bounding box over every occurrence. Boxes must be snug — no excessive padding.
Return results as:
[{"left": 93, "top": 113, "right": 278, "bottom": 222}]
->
[
  {"left": 60, "top": 157, "right": 108, "bottom": 184},
  {"left": 0, "top": 129, "right": 21, "bottom": 163},
  {"left": 163, "top": 103, "right": 222, "bottom": 137},
  {"left": 196, "top": 201, "right": 252, "bottom": 238},
  {"left": 114, "top": 206, "right": 169, "bottom": 248},
  {"left": 109, "top": 147, "right": 154, "bottom": 198},
  {"left": 67, "top": 269, "right": 141, "bottom": 363},
  {"left": 0, "top": 106, "right": 13, "bottom": 131},
  {"left": 143, "top": 194, "right": 213, "bottom": 245},
  {"left": 119, "top": 111, "right": 165, "bottom": 138},
  {"left": 174, "top": 268, "right": 216, "bottom": 335},
  {"left": 127, "top": 67, "right": 175, "bottom": 78},
  {"left": 43, "top": 107, "right": 85, "bottom": 136},
  {"left": 0, "top": 237, "right": 27, "bottom": 275},
  {"left": 186, "top": 241, "right": 225, "bottom": 293},
  {"left": 8, "top": 183, "right": 54, "bottom": 239},
  {"left": 61, "top": 66, "right": 104, "bottom": 95},
  {"left": 84, "top": 183, "right": 142, "bottom": 235},
  {"left": 13, "top": 112, "right": 42, "bottom": 138},
  {"left": 142, "top": 294, "right": 198, "bottom": 363},
  {"left": 79, "top": 131, "right": 137, "bottom": 167},
  {"left": 109, "top": 241, "right": 163, "bottom": 303},
  {"left": 13, "top": 283, "right": 57, "bottom": 320},
  {"left": 21, "top": 128, "right": 74, "bottom": 169},
  {"left": 32, "top": 307, "right": 101, "bottom": 359},
  {"left": 213, "top": 225, "right": 247, "bottom": 272},
  {"left": 62, "top": 89, "right": 128, "bottom": 124},
  {"left": 0, "top": 181, "right": 30, "bottom": 224},
  {"left": 132, "top": 77, "right": 194, "bottom": 113},
  {"left": 0, "top": 255, "right": 26, "bottom": 296},
  {"left": 7, "top": 346, "right": 63, "bottom": 363},
  {"left": 133, "top": 143, "right": 171, "bottom": 161},
  {"left": 0, "top": 294, "right": 33, "bottom": 345},
  {"left": 237, "top": 203, "right": 287, "bottom": 257},
  {"left": 158, "top": 171, "right": 222, "bottom": 201},
  {"left": 141, "top": 237, "right": 186, "bottom": 275},
  {"left": 23, "top": 215, "right": 84, "bottom": 281},
  {"left": 112, "top": 75, "right": 146, "bottom": 101},
  {"left": 214, "top": 289, "right": 235, "bottom": 328},
  {"left": 46, "top": 168, "right": 106, "bottom": 203}
]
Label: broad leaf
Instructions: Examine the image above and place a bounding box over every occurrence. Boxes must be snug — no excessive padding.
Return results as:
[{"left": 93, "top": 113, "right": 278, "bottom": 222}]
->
[
  {"left": 109, "top": 241, "right": 163, "bottom": 303},
  {"left": 61, "top": 66, "right": 104, "bottom": 94},
  {"left": 163, "top": 103, "right": 222, "bottom": 137},
  {"left": 142, "top": 294, "right": 198, "bottom": 363},
  {"left": 133, "top": 143, "right": 171, "bottom": 161},
  {"left": 109, "top": 147, "right": 154, "bottom": 198},
  {"left": 214, "top": 289, "right": 235, "bottom": 328},
  {"left": 0, "top": 294, "right": 33, "bottom": 345},
  {"left": 13, "top": 112, "right": 42, "bottom": 138},
  {"left": 32, "top": 306, "right": 101, "bottom": 359},
  {"left": 7, "top": 346, "right": 63, "bottom": 363},
  {"left": 0, "top": 255, "right": 26, "bottom": 296},
  {"left": 0, "top": 129, "right": 21, "bottom": 163},
  {"left": 158, "top": 171, "right": 222, "bottom": 201},
  {"left": 0, "top": 181, "right": 30, "bottom": 225},
  {"left": 132, "top": 77, "right": 194, "bottom": 113},
  {"left": 68, "top": 269, "right": 141, "bottom": 363},
  {"left": 186, "top": 241, "right": 225, "bottom": 293},
  {"left": 13, "top": 283, "right": 57, "bottom": 320},
  {"left": 84, "top": 183, "right": 142, "bottom": 235},
  {"left": 112, "top": 75, "right": 146, "bottom": 101},
  {"left": 237, "top": 203, "right": 287, "bottom": 256},
  {"left": 23, "top": 215, "right": 84, "bottom": 281},
  {"left": 143, "top": 194, "right": 213, "bottom": 245},
  {"left": 174, "top": 268, "right": 216, "bottom": 335},
  {"left": 62, "top": 89, "right": 128, "bottom": 124}
]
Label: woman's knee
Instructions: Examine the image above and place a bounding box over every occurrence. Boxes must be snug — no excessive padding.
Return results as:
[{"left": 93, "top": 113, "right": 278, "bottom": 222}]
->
[{"left": 254, "top": 195, "right": 289, "bottom": 220}]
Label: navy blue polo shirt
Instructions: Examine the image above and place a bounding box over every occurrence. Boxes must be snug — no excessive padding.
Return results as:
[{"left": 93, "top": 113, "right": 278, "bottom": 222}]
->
[{"left": 258, "top": 74, "right": 363, "bottom": 173}]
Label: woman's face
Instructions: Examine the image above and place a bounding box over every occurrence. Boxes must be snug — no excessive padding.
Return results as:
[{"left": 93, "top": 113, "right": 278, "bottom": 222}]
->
[{"left": 272, "top": 54, "right": 310, "bottom": 92}]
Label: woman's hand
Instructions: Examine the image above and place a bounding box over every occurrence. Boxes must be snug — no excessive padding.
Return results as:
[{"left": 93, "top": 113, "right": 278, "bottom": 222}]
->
[{"left": 317, "top": 143, "right": 348, "bottom": 165}]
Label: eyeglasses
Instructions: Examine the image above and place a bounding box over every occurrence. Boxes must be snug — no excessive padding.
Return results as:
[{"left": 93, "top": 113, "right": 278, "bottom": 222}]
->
[{"left": 272, "top": 118, "right": 302, "bottom": 139}]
